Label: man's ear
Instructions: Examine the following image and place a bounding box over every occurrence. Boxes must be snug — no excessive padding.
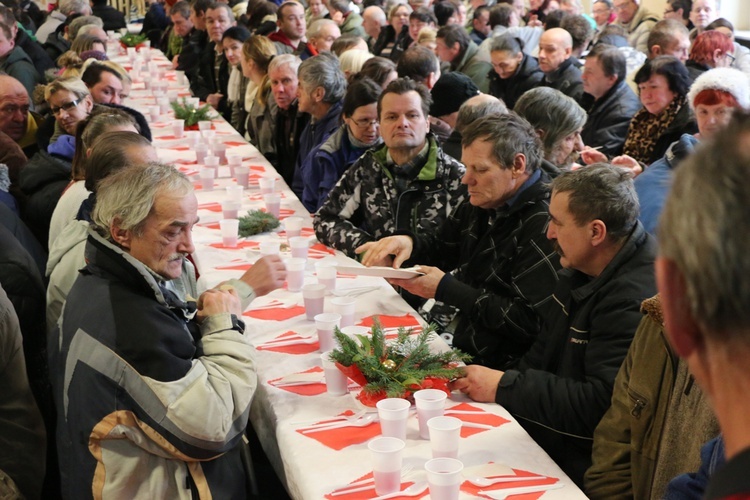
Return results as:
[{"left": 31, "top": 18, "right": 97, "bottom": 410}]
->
[
  {"left": 110, "top": 219, "right": 132, "bottom": 250},
  {"left": 650, "top": 45, "right": 662, "bottom": 57},
  {"left": 511, "top": 153, "right": 527, "bottom": 176},
  {"left": 589, "top": 219, "right": 607, "bottom": 246},
  {"left": 312, "top": 86, "right": 326, "bottom": 103},
  {"left": 656, "top": 257, "right": 703, "bottom": 358}
]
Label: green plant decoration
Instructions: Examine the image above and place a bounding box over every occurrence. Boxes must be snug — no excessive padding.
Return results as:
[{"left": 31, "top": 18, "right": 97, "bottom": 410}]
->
[
  {"left": 171, "top": 98, "right": 214, "bottom": 127},
  {"left": 238, "top": 210, "right": 281, "bottom": 237}
]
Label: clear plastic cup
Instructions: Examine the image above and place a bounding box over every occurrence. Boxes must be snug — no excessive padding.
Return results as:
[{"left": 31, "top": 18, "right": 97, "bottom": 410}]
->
[
  {"left": 149, "top": 105, "right": 160, "bottom": 122},
  {"left": 227, "top": 153, "right": 242, "bottom": 176},
  {"left": 172, "top": 119, "right": 184, "bottom": 138},
  {"left": 315, "top": 259, "right": 338, "bottom": 294},
  {"left": 195, "top": 143, "right": 208, "bottom": 164},
  {"left": 259, "top": 175, "right": 275, "bottom": 194},
  {"left": 376, "top": 398, "right": 410, "bottom": 441},
  {"left": 221, "top": 200, "right": 240, "bottom": 220},
  {"left": 213, "top": 143, "right": 227, "bottom": 164},
  {"left": 259, "top": 241, "right": 280, "bottom": 256},
  {"left": 331, "top": 296, "right": 356, "bottom": 328},
  {"left": 425, "top": 457, "right": 464, "bottom": 500},
  {"left": 198, "top": 121, "right": 212, "bottom": 132},
  {"left": 264, "top": 193, "right": 281, "bottom": 218},
  {"left": 234, "top": 165, "right": 249, "bottom": 188},
  {"left": 368, "top": 437, "right": 405, "bottom": 495},
  {"left": 219, "top": 219, "right": 239, "bottom": 247},
  {"left": 204, "top": 155, "right": 219, "bottom": 169},
  {"left": 414, "top": 389, "right": 447, "bottom": 439},
  {"left": 285, "top": 257, "right": 306, "bottom": 292},
  {"left": 158, "top": 97, "right": 171, "bottom": 114},
  {"left": 315, "top": 312, "right": 341, "bottom": 352},
  {"left": 225, "top": 185, "right": 243, "bottom": 205},
  {"left": 427, "top": 416, "right": 462, "bottom": 458},
  {"left": 302, "top": 284, "right": 326, "bottom": 320},
  {"left": 199, "top": 167, "right": 215, "bottom": 191},
  {"left": 321, "top": 350, "right": 348, "bottom": 395},
  {"left": 289, "top": 236, "right": 308, "bottom": 259},
  {"left": 284, "top": 216, "right": 304, "bottom": 238},
  {"left": 185, "top": 130, "right": 200, "bottom": 147}
]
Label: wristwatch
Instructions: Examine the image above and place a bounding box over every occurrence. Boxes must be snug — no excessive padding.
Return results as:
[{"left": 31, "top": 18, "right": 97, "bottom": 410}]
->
[{"left": 230, "top": 314, "right": 246, "bottom": 334}]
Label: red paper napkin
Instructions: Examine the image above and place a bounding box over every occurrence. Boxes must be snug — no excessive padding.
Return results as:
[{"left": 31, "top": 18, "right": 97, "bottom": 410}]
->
[
  {"left": 214, "top": 262, "right": 254, "bottom": 271},
  {"left": 165, "top": 146, "right": 191, "bottom": 151},
  {"left": 244, "top": 305, "right": 305, "bottom": 321},
  {"left": 198, "top": 202, "right": 222, "bottom": 212},
  {"left": 309, "top": 243, "right": 336, "bottom": 258},
  {"left": 224, "top": 141, "right": 246, "bottom": 147},
  {"left": 260, "top": 208, "right": 296, "bottom": 219},
  {"left": 279, "top": 227, "right": 316, "bottom": 238},
  {"left": 445, "top": 403, "right": 510, "bottom": 438},
  {"left": 324, "top": 473, "right": 424, "bottom": 500},
  {"left": 297, "top": 410, "right": 381, "bottom": 451},
  {"left": 357, "top": 314, "right": 422, "bottom": 338},
  {"left": 256, "top": 330, "right": 319, "bottom": 354},
  {"left": 462, "top": 468, "right": 558, "bottom": 499},
  {"left": 269, "top": 366, "right": 326, "bottom": 396},
  {"left": 208, "top": 240, "right": 259, "bottom": 250}
]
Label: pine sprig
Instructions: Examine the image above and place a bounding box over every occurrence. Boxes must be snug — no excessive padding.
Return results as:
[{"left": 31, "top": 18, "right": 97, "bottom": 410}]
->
[
  {"left": 170, "top": 98, "right": 214, "bottom": 127},
  {"left": 238, "top": 209, "right": 280, "bottom": 237},
  {"left": 119, "top": 33, "right": 149, "bottom": 47}
]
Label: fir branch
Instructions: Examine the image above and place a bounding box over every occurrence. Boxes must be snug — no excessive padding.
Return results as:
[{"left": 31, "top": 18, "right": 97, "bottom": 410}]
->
[{"left": 238, "top": 210, "right": 280, "bottom": 237}]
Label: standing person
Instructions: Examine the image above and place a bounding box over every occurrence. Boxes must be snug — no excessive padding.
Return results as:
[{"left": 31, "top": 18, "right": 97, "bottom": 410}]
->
[
  {"left": 241, "top": 34, "right": 278, "bottom": 164},
  {"left": 222, "top": 26, "right": 252, "bottom": 136}
]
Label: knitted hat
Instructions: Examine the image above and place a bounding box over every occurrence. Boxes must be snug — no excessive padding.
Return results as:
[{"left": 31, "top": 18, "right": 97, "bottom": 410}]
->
[
  {"left": 687, "top": 67, "right": 750, "bottom": 111},
  {"left": 429, "top": 72, "right": 480, "bottom": 117}
]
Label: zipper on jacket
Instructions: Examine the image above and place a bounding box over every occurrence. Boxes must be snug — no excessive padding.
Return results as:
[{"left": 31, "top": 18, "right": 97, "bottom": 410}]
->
[{"left": 630, "top": 398, "right": 646, "bottom": 418}]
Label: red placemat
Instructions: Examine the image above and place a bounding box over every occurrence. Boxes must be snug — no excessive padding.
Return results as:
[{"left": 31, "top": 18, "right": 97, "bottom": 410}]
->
[
  {"left": 357, "top": 314, "right": 422, "bottom": 338},
  {"left": 445, "top": 403, "right": 510, "bottom": 438},
  {"left": 244, "top": 304, "right": 305, "bottom": 321},
  {"left": 308, "top": 243, "right": 336, "bottom": 258},
  {"left": 278, "top": 227, "right": 316, "bottom": 238},
  {"left": 297, "top": 410, "right": 381, "bottom": 450},
  {"left": 269, "top": 366, "right": 326, "bottom": 395},
  {"left": 324, "top": 473, "right": 424, "bottom": 500},
  {"left": 462, "top": 468, "right": 558, "bottom": 499},
  {"left": 224, "top": 141, "right": 246, "bottom": 147},
  {"left": 208, "top": 240, "right": 259, "bottom": 250},
  {"left": 256, "top": 330, "right": 318, "bottom": 354},
  {"left": 214, "top": 262, "right": 254, "bottom": 272},
  {"left": 198, "top": 202, "right": 222, "bottom": 212}
]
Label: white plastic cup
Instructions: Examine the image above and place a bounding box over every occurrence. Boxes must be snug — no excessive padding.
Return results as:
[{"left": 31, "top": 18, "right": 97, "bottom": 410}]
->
[
  {"left": 321, "top": 350, "right": 348, "bottom": 396},
  {"left": 199, "top": 167, "right": 215, "bottom": 191},
  {"left": 376, "top": 398, "right": 410, "bottom": 441},
  {"left": 259, "top": 175, "right": 275, "bottom": 194},
  {"left": 142, "top": 75, "right": 152, "bottom": 90},
  {"left": 259, "top": 241, "right": 280, "bottom": 256},
  {"left": 302, "top": 284, "right": 326, "bottom": 320},
  {"left": 234, "top": 165, "right": 249, "bottom": 188},
  {"left": 172, "top": 119, "right": 184, "bottom": 138},
  {"left": 289, "top": 236, "right": 308, "bottom": 259},
  {"left": 213, "top": 143, "right": 227, "bottom": 164},
  {"left": 195, "top": 143, "right": 208, "bottom": 164},
  {"left": 185, "top": 130, "right": 200, "bottom": 147},
  {"left": 264, "top": 193, "right": 281, "bottom": 218},
  {"left": 225, "top": 185, "right": 243, "bottom": 205},
  {"left": 284, "top": 216, "right": 304, "bottom": 238},
  {"left": 149, "top": 105, "right": 160, "bottom": 122},
  {"left": 219, "top": 219, "right": 239, "bottom": 248},
  {"left": 221, "top": 200, "right": 240, "bottom": 220},
  {"left": 175, "top": 70, "right": 186, "bottom": 85},
  {"left": 315, "top": 259, "right": 338, "bottom": 294},
  {"left": 368, "top": 437, "right": 405, "bottom": 495},
  {"left": 425, "top": 457, "right": 464, "bottom": 500},
  {"left": 167, "top": 90, "right": 179, "bottom": 102},
  {"left": 427, "top": 416, "right": 462, "bottom": 459},
  {"left": 126, "top": 47, "right": 137, "bottom": 58},
  {"left": 285, "top": 257, "right": 306, "bottom": 292},
  {"left": 331, "top": 296, "right": 356, "bottom": 328},
  {"left": 315, "top": 312, "right": 341, "bottom": 352},
  {"left": 226, "top": 153, "right": 242, "bottom": 176},
  {"left": 414, "top": 389, "right": 447, "bottom": 439},
  {"left": 198, "top": 121, "right": 212, "bottom": 132},
  {"left": 204, "top": 155, "right": 219, "bottom": 169},
  {"left": 158, "top": 97, "right": 171, "bottom": 114},
  {"left": 187, "top": 97, "right": 200, "bottom": 108}
]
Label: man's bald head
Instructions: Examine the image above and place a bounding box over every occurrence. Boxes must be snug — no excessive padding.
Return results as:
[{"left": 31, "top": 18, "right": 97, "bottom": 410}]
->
[
  {"left": 538, "top": 28, "right": 573, "bottom": 73},
  {"left": 455, "top": 93, "right": 508, "bottom": 134},
  {"left": 0, "top": 75, "right": 30, "bottom": 142}
]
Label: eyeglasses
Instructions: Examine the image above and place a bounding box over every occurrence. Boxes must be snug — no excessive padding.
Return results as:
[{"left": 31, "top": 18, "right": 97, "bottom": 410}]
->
[
  {"left": 612, "top": 2, "right": 632, "bottom": 12},
  {"left": 352, "top": 118, "right": 379, "bottom": 129},
  {"left": 726, "top": 53, "right": 736, "bottom": 65},
  {"left": 0, "top": 104, "right": 30, "bottom": 117},
  {"left": 50, "top": 99, "right": 80, "bottom": 116}
]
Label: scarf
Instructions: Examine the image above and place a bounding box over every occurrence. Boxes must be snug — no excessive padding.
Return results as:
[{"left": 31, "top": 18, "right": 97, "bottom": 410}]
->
[
  {"left": 227, "top": 65, "right": 242, "bottom": 103},
  {"left": 347, "top": 125, "right": 382, "bottom": 149},
  {"left": 623, "top": 95, "right": 686, "bottom": 166}
]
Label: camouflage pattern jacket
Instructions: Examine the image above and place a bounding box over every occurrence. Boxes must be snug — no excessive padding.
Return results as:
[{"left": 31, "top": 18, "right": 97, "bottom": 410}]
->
[{"left": 313, "top": 135, "right": 466, "bottom": 257}]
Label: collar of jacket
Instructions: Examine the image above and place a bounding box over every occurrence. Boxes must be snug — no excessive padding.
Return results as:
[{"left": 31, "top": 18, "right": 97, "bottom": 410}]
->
[
  {"left": 566, "top": 221, "right": 650, "bottom": 302},
  {"left": 455, "top": 40, "right": 479, "bottom": 72},
  {"left": 589, "top": 79, "right": 627, "bottom": 111},
  {"left": 372, "top": 132, "right": 442, "bottom": 182},
  {"left": 545, "top": 56, "right": 576, "bottom": 81}
]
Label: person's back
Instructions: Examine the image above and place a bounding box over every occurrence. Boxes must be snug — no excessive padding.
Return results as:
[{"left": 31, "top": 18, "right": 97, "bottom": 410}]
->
[{"left": 91, "top": 0, "right": 126, "bottom": 31}]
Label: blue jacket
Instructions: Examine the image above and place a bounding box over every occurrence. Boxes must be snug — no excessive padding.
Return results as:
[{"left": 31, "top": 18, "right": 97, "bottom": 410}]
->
[
  {"left": 292, "top": 101, "right": 343, "bottom": 200},
  {"left": 302, "top": 125, "right": 372, "bottom": 212}
]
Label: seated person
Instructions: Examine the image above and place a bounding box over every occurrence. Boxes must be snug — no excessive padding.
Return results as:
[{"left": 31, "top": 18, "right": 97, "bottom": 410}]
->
[
  {"left": 487, "top": 34, "right": 544, "bottom": 111},
  {"left": 441, "top": 92, "right": 507, "bottom": 162},
  {"left": 435, "top": 24, "right": 492, "bottom": 93},
  {"left": 90, "top": 0, "right": 126, "bottom": 31},
  {"left": 358, "top": 113, "right": 561, "bottom": 370},
  {"left": 450, "top": 164, "right": 657, "bottom": 486},
  {"left": 538, "top": 27, "right": 584, "bottom": 102}
]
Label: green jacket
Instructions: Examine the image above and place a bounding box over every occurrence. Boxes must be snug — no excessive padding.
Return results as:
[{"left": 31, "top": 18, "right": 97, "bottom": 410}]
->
[
  {"left": 585, "top": 295, "right": 720, "bottom": 499},
  {"left": 340, "top": 12, "right": 365, "bottom": 37},
  {"left": 0, "top": 46, "right": 42, "bottom": 97},
  {"left": 454, "top": 41, "right": 491, "bottom": 93}
]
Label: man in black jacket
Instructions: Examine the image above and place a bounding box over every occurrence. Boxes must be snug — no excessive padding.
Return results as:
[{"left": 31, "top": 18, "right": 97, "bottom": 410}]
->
[
  {"left": 90, "top": 0, "right": 125, "bottom": 31},
  {"left": 0, "top": 6, "right": 55, "bottom": 77},
  {"left": 538, "top": 27, "right": 584, "bottom": 102},
  {"left": 451, "top": 164, "right": 657, "bottom": 487}
]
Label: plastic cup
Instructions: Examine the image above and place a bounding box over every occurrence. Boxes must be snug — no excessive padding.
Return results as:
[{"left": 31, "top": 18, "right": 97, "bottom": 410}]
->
[
  {"left": 285, "top": 257, "right": 306, "bottom": 292},
  {"left": 289, "top": 236, "right": 308, "bottom": 259},
  {"left": 149, "top": 105, "right": 160, "bottom": 122},
  {"left": 199, "top": 167, "right": 215, "bottom": 191},
  {"left": 126, "top": 47, "right": 136, "bottom": 58},
  {"left": 219, "top": 219, "right": 239, "bottom": 248},
  {"left": 425, "top": 458, "right": 464, "bottom": 500},
  {"left": 414, "top": 389, "right": 447, "bottom": 439},
  {"left": 368, "top": 437, "right": 405, "bottom": 495},
  {"left": 259, "top": 175, "right": 275, "bottom": 194},
  {"left": 198, "top": 121, "right": 212, "bottom": 132},
  {"left": 376, "top": 398, "right": 410, "bottom": 441},
  {"left": 331, "top": 296, "right": 356, "bottom": 328},
  {"left": 221, "top": 200, "right": 240, "bottom": 220},
  {"left": 321, "top": 350, "right": 348, "bottom": 396},
  {"left": 427, "top": 416, "right": 462, "bottom": 458},
  {"left": 213, "top": 143, "right": 227, "bottom": 164},
  {"left": 204, "top": 155, "right": 219, "bottom": 169},
  {"left": 167, "top": 90, "right": 179, "bottom": 102},
  {"left": 264, "top": 193, "right": 281, "bottom": 218},
  {"left": 195, "top": 143, "right": 208, "bottom": 164},
  {"left": 315, "top": 312, "right": 341, "bottom": 352},
  {"left": 284, "top": 216, "right": 304, "bottom": 238},
  {"left": 302, "top": 284, "right": 326, "bottom": 320},
  {"left": 227, "top": 153, "right": 242, "bottom": 176},
  {"left": 187, "top": 97, "right": 200, "bottom": 108},
  {"left": 225, "top": 185, "right": 244, "bottom": 205},
  {"left": 172, "top": 119, "right": 184, "bottom": 138},
  {"left": 234, "top": 165, "right": 249, "bottom": 188},
  {"left": 259, "top": 240, "right": 280, "bottom": 256},
  {"left": 315, "top": 259, "right": 338, "bottom": 294},
  {"left": 158, "top": 97, "right": 171, "bottom": 114},
  {"left": 175, "top": 70, "right": 186, "bottom": 85},
  {"left": 185, "top": 130, "right": 200, "bottom": 147}
]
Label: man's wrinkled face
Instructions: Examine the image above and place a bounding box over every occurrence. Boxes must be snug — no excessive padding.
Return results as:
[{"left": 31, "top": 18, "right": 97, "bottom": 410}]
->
[
  {"left": 537, "top": 34, "right": 570, "bottom": 73},
  {"left": 311, "top": 23, "right": 340, "bottom": 52},
  {"left": 0, "top": 83, "right": 29, "bottom": 141},
  {"left": 205, "top": 7, "right": 235, "bottom": 43},
  {"left": 546, "top": 190, "right": 593, "bottom": 272},
  {"left": 461, "top": 139, "right": 521, "bottom": 209},
  {"left": 270, "top": 64, "right": 299, "bottom": 110},
  {"left": 550, "top": 128, "right": 583, "bottom": 169},
  {"left": 473, "top": 10, "right": 490, "bottom": 36},
  {"left": 581, "top": 56, "right": 617, "bottom": 100},
  {"left": 690, "top": 0, "right": 717, "bottom": 29},
  {"left": 171, "top": 12, "right": 194, "bottom": 37}
]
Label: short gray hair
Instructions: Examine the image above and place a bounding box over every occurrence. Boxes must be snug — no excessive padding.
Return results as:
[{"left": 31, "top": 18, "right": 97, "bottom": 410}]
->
[
  {"left": 268, "top": 53, "right": 301, "bottom": 76},
  {"left": 659, "top": 111, "right": 750, "bottom": 337},
  {"left": 551, "top": 163, "right": 639, "bottom": 242},
  {"left": 92, "top": 162, "right": 192, "bottom": 241},
  {"left": 308, "top": 18, "right": 338, "bottom": 39},
  {"left": 461, "top": 113, "right": 543, "bottom": 173},
  {"left": 60, "top": 0, "right": 90, "bottom": 16},
  {"left": 455, "top": 95, "right": 507, "bottom": 134},
  {"left": 514, "top": 87, "right": 587, "bottom": 161},
  {"left": 298, "top": 52, "right": 347, "bottom": 103},
  {"left": 69, "top": 15, "right": 103, "bottom": 40}
]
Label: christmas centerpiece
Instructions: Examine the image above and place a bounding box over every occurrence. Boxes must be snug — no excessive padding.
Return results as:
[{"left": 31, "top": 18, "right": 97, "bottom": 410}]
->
[
  {"left": 171, "top": 99, "right": 214, "bottom": 130},
  {"left": 119, "top": 33, "right": 149, "bottom": 50},
  {"left": 238, "top": 210, "right": 280, "bottom": 237},
  {"left": 330, "top": 320, "right": 470, "bottom": 407}
]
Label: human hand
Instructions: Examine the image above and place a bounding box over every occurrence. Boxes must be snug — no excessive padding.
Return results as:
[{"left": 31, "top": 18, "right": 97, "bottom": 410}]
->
[
  {"left": 448, "top": 365, "right": 504, "bottom": 403},
  {"left": 196, "top": 287, "right": 242, "bottom": 320},
  {"left": 611, "top": 154, "right": 643, "bottom": 177},
  {"left": 206, "top": 93, "right": 224, "bottom": 108},
  {"left": 172, "top": 55, "right": 179, "bottom": 69},
  {"left": 580, "top": 147, "right": 608, "bottom": 165},
  {"left": 331, "top": 10, "right": 344, "bottom": 25},
  {"left": 355, "top": 235, "right": 413, "bottom": 268},
  {"left": 528, "top": 14, "right": 542, "bottom": 27},
  {"left": 238, "top": 255, "right": 286, "bottom": 296},
  {"left": 388, "top": 265, "right": 444, "bottom": 299}
]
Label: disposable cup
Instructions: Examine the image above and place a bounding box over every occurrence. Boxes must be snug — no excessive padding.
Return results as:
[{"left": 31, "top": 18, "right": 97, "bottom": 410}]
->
[
  {"left": 227, "top": 153, "right": 242, "bottom": 176},
  {"left": 284, "top": 216, "right": 304, "bottom": 238},
  {"left": 158, "top": 97, "right": 170, "bottom": 114},
  {"left": 167, "top": 90, "right": 179, "bottom": 102},
  {"left": 259, "top": 176, "right": 275, "bottom": 194},
  {"left": 315, "top": 260, "right": 338, "bottom": 294},
  {"left": 427, "top": 416, "right": 462, "bottom": 459},
  {"left": 264, "top": 193, "right": 281, "bottom": 218},
  {"left": 289, "top": 236, "right": 308, "bottom": 259},
  {"left": 185, "top": 130, "right": 200, "bottom": 146},
  {"left": 213, "top": 143, "right": 227, "bottom": 164},
  {"left": 321, "top": 350, "right": 348, "bottom": 396},
  {"left": 315, "top": 312, "right": 341, "bottom": 352},
  {"left": 149, "top": 105, "right": 160, "bottom": 122},
  {"left": 172, "top": 119, "right": 184, "bottom": 138},
  {"left": 195, "top": 144, "right": 208, "bottom": 164},
  {"left": 199, "top": 167, "right": 215, "bottom": 191},
  {"left": 175, "top": 70, "right": 186, "bottom": 85},
  {"left": 302, "top": 284, "right": 326, "bottom": 320},
  {"left": 414, "top": 389, "right": 447, "bottom": 439},
  {"left": 259, "top": 241, "right": 280, "bottom": 256},
  {"left": 187, "top": 97, "right": 200, "bottom": 108},
  {"left": 368, "top": 437, "right": 405, "bottom": 495},
  {"left": 234, "top": 165, "right": 249, "bottom": 188},
  {"left": 198, "top": 121, "right": 212, "bottom": 132},
  {"left": 204, "top": 155, "right": 219, "bottom": 169},
  {"left": 219, "top": 219, "right": 239, "bottom": 248},
  {"left": 376, "top": 398, "right": 410, "bottom": 441},
  {"left": 285, "top": 257, "right": 306, "bottom": 292},
  {"left": 225, "top": 185, "right": 244, "bottom": 205},
  {"left": 331, "top": 296, "right": 356, "bottom": 328},
  {"left": 221, "top": 200, "right": 240, "bottom": 220},
  {"left": 425, "top": 458, "right": 464, "bottom": 500}
]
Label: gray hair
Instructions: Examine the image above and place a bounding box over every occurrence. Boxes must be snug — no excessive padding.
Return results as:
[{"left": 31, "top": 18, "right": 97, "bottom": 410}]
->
[
  {"left": 514, "top": 87, "right": 587, "bottom": 162},
  {"left": 298, "top": 52, "right": 347, "bottom": 103},
  {"left": 461, "top": 113, "right": 543, "bottom": 173},
  {"left": 69, "top": 15, "right": 103, "bottom": 41},
  {"left": 551, "top": 163, "right": 639, "bottom": 242},
  {"left": 659, "top": 111, "right": 750, "bottom": 337},
  {"left": 170, "top": 0, "right": 191, "bottom": 19},
  {"left": 92, "top": 162, "right": 192, "bottom": 240},
  {"left": 455, "top": 94, "right": 507, "bottom": 135},
  {"left": 85, "top": 131, "right": 153, "bottom": 192},
  {"left": 268, "top": 53, "right": 301, "bottom": 76},
  {"left": 59, "top": 0, "right": 91, "bottom": 16},
  {"left": 78, "top": 24, "right": 104, "bottom": 38},
  {"left": 308, "top": 18, "right": 338, "bottom": 39}
]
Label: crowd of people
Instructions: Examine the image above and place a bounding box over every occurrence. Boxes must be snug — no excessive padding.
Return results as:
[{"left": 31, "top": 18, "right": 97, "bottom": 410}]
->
[{"left": 1, "top": 0, "right": 750, "bottom": 497}]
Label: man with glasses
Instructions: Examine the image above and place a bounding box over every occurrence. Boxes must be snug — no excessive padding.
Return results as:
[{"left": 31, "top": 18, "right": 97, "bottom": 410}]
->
[{"left": 613, "top": 0, "right": 659, "bottom": 54}]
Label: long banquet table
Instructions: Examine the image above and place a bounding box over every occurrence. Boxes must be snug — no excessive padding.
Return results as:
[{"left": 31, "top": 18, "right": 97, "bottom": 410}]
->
[{"left": 112, "top": 44, "right": 588, "bottom": 500}]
